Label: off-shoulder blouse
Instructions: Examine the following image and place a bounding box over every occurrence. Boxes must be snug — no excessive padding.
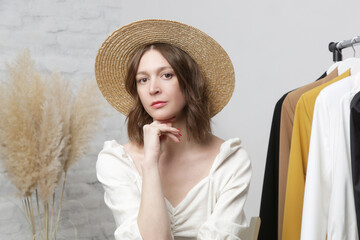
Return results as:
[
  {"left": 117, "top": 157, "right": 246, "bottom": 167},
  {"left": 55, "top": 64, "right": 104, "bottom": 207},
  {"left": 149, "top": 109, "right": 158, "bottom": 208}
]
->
[{"left": 96, "top": 138, "right": 252, "bottom": 240}]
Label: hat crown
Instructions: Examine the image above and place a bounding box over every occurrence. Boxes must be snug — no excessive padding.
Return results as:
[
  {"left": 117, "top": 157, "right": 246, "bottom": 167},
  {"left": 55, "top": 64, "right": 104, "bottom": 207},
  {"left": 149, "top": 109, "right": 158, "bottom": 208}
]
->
[{"left": 95, "top": 19, "right": 235, "bottom": 116}]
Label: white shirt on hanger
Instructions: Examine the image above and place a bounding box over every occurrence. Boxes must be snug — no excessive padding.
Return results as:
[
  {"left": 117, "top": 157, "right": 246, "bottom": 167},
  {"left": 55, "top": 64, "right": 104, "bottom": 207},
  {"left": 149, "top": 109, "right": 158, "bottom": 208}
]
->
[
  {"left": 327, "top": 85, "right": 359, "bottom": 239},
  {"left": 301, "top": 73, "right": 360, "bottom": 240},
  {"left": 327, "top": 57, "right": 360, "bottom": 75}
]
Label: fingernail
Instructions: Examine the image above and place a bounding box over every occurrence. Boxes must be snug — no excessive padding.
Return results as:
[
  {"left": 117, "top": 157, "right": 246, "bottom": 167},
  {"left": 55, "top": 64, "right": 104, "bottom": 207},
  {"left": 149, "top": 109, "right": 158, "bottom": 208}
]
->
[
  {"left": 177, "top": 128, "right": 180, "bottom": 131},
  {"left": 179, "top": 133, "right": 182, "bottom": 137}
]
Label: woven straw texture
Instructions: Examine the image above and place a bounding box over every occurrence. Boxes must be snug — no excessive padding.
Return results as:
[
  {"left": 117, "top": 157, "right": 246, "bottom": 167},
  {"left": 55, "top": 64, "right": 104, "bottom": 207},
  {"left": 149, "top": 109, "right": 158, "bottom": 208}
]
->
[{"left": 95, "top": 19, "right": 235, "bottom": 116}]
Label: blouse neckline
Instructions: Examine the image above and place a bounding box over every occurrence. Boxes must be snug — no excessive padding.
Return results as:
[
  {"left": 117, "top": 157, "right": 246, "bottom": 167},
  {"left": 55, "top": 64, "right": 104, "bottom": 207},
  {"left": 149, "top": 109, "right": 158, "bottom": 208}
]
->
[{"left": 117, "top": 138, "right": 241, "bottom": 209}]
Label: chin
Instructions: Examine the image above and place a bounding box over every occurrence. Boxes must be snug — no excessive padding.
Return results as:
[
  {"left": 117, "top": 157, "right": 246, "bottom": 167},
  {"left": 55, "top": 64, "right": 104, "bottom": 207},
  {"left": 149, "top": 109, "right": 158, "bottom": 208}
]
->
[{"left": 154, "top": 116, "right": 176, "bottom": 122}]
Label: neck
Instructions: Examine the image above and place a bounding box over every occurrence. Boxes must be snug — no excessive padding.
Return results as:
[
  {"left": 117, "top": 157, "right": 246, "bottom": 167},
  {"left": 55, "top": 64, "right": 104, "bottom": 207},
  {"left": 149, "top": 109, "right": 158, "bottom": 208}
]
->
[{"left": 157, "top": 116, "right": 192, "bottom": 154}]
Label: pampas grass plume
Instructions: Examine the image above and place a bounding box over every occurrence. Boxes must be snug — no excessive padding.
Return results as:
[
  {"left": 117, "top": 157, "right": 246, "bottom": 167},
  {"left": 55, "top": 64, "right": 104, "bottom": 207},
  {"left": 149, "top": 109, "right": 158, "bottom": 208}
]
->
[
  {"left": 64, "top": 79, "right": 104, "bottom": 172},
  {"left": 0, "top": 51, "right": 105, "bottom": 239},
  {"left": 0, "top": 50, "right": 43, "bottom": 197},
  {"left": 38, "top": 73, "right": 71, "bottom": 203}
]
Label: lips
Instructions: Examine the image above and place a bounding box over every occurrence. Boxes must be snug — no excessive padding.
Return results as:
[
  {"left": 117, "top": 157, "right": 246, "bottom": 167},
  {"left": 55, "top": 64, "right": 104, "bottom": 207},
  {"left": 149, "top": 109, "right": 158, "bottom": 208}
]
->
[{"left": 151, "top": 101, "right": 167, "bottom": 109}]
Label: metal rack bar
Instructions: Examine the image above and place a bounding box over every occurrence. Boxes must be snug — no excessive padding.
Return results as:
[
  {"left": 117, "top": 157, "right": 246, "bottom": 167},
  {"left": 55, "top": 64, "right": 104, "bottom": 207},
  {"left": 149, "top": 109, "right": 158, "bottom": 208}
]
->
[{"left": 328, "top": 36, "right": 360, "bottom": 62}]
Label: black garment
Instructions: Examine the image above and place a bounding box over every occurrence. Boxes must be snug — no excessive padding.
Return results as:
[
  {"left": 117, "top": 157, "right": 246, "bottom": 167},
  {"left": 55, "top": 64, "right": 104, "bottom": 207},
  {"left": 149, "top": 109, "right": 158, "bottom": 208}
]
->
[
  {"left": 258, "top": 93, "right": 288, "bottom": 240},
  {"left": 258, "top": 71, "right": 326, "bottom": 240},
  {"left": 316, "top": 71, "right": 327, "bottom": 81},
  {"left": 350, "top": 90, "right": 360, "bottom": 237}
]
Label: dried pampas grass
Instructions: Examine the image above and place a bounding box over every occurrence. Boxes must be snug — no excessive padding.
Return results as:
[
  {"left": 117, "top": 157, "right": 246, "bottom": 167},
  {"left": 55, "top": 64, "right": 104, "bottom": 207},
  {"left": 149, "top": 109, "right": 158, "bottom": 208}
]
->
[
  {"left": 38, "top": 73, "right": 69, "bottom": 203},
  {"left": 65, "top": 79, "right": 104, "bottom": 172},
  {"left": 0, "top": 51, "right": 104, "bottom": 240},
  {"left": 0, "top": 50, "right": 43, "bottom": 198}
]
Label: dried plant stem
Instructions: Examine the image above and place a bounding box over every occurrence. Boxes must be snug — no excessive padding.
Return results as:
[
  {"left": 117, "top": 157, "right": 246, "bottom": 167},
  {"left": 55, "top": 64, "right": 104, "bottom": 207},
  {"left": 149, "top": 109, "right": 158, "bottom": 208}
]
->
[
  {"left": 50, "top": 193, "right": 55, "bottom": 240},
  {"left": 54, "top": 172, "right": 67, "bottom": 240},
  {"left": 25, "top": 200, "right": 31, "bottom": 239},
  {"left": 23, "top": 199, "right": 28, "bottom": 221},
  {"left": 44, "top": 203, "right": 49, "bottom": 240},
  {"left": 45, "top": 204, "right": 47, "bottom": 240},
  {"left": 42, "top": 201, "right": 50, "bottom": 240},
  {"left": 29, "top": 195, "right": 36, "bottom": 238},
  {"left": 24, "top": 197, "right": 36, "bottom": 239},
  {"left": 23, "top": 199, "right": 30, "bottom": 226},
  {"left": 28, "top": 198, "right": 34, "bottom": 237},
  {"left": 36, "top": 189, "right": 42, "bottom": 238}
]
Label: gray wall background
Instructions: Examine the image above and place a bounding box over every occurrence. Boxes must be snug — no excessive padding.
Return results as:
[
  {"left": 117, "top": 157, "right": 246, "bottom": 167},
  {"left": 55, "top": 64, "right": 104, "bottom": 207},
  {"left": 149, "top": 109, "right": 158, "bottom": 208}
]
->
[{"left": 1, "top": 0, "right": 360, "bottom": 239}]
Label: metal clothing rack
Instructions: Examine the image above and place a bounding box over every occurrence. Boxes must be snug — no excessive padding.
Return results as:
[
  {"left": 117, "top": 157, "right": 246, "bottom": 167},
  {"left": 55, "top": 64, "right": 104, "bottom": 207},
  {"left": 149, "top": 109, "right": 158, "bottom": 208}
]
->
[{"left": 328, "top": 36, "right": 360, "bottom": 62}]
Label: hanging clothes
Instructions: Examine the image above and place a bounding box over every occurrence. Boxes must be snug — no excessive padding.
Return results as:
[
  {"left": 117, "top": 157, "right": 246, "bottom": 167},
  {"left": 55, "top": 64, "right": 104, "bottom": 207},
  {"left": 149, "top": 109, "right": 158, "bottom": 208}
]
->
[
  {"left": 350, "top": 91, "right": 360, "bottom": 238},
  {"left": 259, "top": 71, "right": 336, "bottom": 240},
  {"left": 261, "top": 36, "right": 360, "bottom": 240},
  {"left": 282, "top": 70, "right": 351, "bottom": 240},
  {"left": 277, "top": 68, "right": 338, "bottom": 239},
  {"left": 258, "top": 93, "right": 289, "bottom": 240},
  {"left": 301, "top": 73, "right": 360, "bottom": 240}
]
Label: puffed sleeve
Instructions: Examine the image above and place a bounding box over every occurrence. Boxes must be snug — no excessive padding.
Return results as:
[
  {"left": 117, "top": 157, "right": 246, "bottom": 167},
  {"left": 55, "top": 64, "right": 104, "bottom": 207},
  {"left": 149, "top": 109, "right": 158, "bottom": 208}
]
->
[
  {"left": 197, "top": 144, "right": 252, "bottom": 240},
  {"left": 96, "top": 141, "right": 143, "bottom": 240}
]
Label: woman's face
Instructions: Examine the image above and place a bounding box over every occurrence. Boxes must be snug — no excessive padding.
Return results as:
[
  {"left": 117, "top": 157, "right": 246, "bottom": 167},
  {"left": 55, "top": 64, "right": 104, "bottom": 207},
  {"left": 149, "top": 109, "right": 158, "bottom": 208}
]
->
[{"left": 136, "top": 49, "right": 186, "bottom": 122}]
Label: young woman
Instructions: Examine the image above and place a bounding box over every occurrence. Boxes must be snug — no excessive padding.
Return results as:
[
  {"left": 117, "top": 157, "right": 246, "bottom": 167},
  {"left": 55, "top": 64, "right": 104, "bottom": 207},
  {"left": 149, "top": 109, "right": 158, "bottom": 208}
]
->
[{"left": 95, "top": 19, "right": 252, "bottom": 240}]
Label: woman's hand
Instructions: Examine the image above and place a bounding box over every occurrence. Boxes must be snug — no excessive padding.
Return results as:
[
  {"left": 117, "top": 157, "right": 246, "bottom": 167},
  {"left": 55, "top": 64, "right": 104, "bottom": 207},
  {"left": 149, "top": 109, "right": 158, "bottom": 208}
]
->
[
  {"left": 138, "top": 120, "right": 179, "bottom": 240},
  {"left": 142, "top": 121, "right": 181, "bottom": 165}
]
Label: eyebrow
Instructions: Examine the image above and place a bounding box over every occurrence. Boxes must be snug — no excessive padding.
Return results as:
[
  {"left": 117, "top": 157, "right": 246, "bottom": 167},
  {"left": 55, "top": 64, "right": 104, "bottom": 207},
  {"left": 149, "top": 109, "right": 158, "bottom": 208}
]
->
[{"left": 136, "top": 66, "right": 173, "bottom": 76}]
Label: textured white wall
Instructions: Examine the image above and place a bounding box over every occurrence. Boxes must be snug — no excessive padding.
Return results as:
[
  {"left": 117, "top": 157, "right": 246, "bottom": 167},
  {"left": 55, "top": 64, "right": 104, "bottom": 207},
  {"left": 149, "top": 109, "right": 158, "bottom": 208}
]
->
[
  {"left": 0, "top": 0, "right": 123, "bottom": 239},
  {"left": 1, "top": 0, "right": 360, "bottom": 239}
]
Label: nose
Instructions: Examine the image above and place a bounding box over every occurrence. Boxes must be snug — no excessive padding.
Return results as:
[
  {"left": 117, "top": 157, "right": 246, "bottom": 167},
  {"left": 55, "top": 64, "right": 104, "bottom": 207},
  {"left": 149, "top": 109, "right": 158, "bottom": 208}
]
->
[{"left": 149, "top": 78, "right": 161, "bottom": 95}]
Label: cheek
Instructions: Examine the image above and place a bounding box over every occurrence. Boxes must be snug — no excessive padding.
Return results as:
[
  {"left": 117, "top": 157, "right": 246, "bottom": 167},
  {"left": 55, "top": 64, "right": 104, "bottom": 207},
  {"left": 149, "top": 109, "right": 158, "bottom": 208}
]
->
[
  {"left": 175, "top": 90, "right": 186, "bottom": 106},
  {"left": 136, "top": 88, "right": 148, "bottom": 107},
  {"left": 172, "top": 83, "right": 186, "bottom": 104},
  {"left": 136, "top": 86, "right": 145, "bottom": 99}
]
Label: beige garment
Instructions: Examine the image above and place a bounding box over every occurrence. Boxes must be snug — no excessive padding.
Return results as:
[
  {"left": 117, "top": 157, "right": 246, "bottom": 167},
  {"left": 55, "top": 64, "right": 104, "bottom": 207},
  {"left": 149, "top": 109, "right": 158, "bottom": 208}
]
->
[{"left": 277, "top": 68, "right": 338, "bottom": 240}]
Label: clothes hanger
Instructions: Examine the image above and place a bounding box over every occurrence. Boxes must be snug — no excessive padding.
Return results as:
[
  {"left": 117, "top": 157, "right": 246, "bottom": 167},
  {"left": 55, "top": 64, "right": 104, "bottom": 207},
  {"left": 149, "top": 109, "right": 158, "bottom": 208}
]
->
[
  {"left": 348, "top": 38, "right": 360, "bottom": 74},
  {"left": 327, "top": 38, "right": 360, "bottom": 75}
]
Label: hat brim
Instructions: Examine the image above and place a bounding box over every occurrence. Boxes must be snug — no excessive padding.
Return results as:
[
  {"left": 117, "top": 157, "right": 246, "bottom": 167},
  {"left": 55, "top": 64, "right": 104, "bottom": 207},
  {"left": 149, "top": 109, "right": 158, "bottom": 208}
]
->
[{"left": 95, "top": 19, "right": 235, "bottom": 117}]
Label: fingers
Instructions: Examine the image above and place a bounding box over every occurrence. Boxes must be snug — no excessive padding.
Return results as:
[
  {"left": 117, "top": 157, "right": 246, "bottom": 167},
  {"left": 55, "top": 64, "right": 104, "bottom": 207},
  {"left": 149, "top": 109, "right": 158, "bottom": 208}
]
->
[
  {"left": 142, "top": 122, "right": 181, "bottom": 163},
  {"left": 161, "top": 132, "right": 181, "bottom": 143},
  {"left": 143, "top": 122, "right": 181, "bottom": 142}
]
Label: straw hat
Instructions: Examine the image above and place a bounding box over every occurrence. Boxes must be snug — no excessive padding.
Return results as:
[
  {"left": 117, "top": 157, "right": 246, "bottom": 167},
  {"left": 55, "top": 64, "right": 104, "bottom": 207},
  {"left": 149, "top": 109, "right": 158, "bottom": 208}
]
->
[{"left": 95, "top": 19, "right": 235, "bottom": 116}]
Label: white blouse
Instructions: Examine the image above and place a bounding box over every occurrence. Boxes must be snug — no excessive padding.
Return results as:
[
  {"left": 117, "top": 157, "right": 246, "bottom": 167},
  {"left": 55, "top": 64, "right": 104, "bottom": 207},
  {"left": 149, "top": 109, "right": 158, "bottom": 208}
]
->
[
  {"left": 301, "top": 74, "right": 360, "bottom": 239},
  {"left": 96, "top": 138, "right": 252, "bottom": 240}
]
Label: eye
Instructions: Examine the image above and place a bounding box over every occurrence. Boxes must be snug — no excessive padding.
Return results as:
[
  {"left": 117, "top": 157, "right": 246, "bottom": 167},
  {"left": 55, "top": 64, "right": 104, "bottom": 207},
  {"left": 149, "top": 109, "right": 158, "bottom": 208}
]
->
[
  {"left": 162, "top": 73, "right": 174, "bottom": 79},
  {"left": 137, "top": 78, "right": 148, "bottom": 84}
]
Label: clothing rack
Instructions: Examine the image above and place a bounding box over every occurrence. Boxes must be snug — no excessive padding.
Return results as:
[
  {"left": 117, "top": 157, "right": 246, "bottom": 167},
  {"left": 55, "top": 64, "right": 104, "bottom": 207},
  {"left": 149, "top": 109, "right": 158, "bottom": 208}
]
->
[{"left": 329, "top": 36, "right": 360, "bottom": 62}]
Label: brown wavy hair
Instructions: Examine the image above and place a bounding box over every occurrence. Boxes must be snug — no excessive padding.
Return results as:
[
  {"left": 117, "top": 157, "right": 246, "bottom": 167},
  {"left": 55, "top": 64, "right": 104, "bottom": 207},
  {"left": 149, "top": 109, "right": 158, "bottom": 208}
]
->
[{"left": 125, "top": 43, "right": 211, "bottom": 145}]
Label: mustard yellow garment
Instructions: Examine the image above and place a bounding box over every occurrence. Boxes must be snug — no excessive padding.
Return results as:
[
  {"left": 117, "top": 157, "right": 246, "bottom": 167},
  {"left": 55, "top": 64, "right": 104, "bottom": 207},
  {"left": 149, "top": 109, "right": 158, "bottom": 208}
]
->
[{"left": 282, "top": 70, "right": 350, "bottom": 240}]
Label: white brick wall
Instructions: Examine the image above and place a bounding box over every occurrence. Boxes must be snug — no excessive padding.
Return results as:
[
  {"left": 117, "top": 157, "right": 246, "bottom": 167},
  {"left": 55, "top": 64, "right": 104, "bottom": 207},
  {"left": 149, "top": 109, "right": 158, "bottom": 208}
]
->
[{"left": 0, "top": 0, "right": 127, "bottom": 239}]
